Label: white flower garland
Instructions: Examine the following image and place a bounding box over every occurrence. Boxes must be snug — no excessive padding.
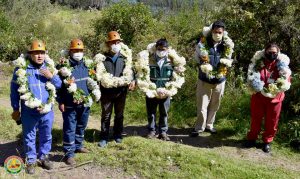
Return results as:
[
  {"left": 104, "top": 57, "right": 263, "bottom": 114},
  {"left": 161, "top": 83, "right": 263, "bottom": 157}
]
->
[
  {"left": 58, "top": 57, "right": 101, "bottom": 107},
  {"left": 14, "top": 54, "right": 58, "bottom": 114},
  {"left": 198, "top": 24, "right": 234, "bottom": 79},
  {"left": 247, "top": 50, "right": 291, "bottom": 98},
  {"left": 94, "top": 43, "right": 134, "bottom": 88},
  {"left": 135, "top": 43, "right": 186, "bottom": 98}
]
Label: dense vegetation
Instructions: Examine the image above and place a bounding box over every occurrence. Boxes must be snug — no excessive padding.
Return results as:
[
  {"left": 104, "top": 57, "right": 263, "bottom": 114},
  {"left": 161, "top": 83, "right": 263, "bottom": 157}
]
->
[{"left": 0, "top": 0, "right": 299, "bottom": 146}]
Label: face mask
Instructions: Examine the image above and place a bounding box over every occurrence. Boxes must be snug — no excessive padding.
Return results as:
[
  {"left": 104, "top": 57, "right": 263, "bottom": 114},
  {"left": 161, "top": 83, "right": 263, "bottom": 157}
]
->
[
  {"left": 212, "top": 33, "right": 223, "bottom": 42},
  {"left": 72, "top": 52, "right": 84, "bottom": 61},
  {"left": 111, "top": 44, "right": 121, "bottom": 54},
  {"left": 156, "top": 50, "right": 168, "bottom": 58},
  {"left": 265, "top": 53, "right": 278, "bottom": 61}
]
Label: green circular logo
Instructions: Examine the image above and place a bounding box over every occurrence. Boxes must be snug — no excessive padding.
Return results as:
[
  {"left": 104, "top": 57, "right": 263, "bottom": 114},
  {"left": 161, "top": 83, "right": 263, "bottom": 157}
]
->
[{"left": 4, "top": 156, "right": 24, "bottom": 174}]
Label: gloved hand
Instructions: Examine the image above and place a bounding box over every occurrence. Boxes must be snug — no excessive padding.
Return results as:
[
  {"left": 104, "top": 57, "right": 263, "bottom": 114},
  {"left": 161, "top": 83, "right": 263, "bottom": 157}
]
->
[{"left": 11, "top": 110, "right": 21, "bottom": 125}]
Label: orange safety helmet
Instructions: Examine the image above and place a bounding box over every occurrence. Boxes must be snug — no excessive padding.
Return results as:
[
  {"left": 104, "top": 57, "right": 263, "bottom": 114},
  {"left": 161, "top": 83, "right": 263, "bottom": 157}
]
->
[
  {"left": 106, "top": 31, "right": 122, "bottom": 42},
  {"left": 69, "top": 39, "right": 84, "bottom": 50},
  {"left": 28, "top": 40, "right": 46, "bottom": 53}
]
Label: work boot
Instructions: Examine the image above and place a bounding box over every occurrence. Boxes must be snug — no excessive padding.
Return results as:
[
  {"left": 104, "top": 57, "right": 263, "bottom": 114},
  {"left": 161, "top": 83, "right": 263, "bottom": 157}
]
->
[
  {"left": 146, "top": 131, "right": 156, "bottom": 139},
  {"left": 114, "top": 136, "right": 123, "bottom": 143},
  {"left": 64, "top": 157, "right": 76, "bottom": 166},
  {"left": 25, "top": 163, "right": 35, "bottom": 174},
  {"left": 98, "top": 140, "right": 108, "bottom": 148},
  {"left": 39, "top": 155, "right": 53, "bottom": 170},
  {"left": 75, "top": 148, "right": 89, "bottom": 153},
  {"left": 158, "top": 133, "right": 170, "bottom": 141},
  {"left": 262, "top": 143, "right": 271, "bottom": 153}
]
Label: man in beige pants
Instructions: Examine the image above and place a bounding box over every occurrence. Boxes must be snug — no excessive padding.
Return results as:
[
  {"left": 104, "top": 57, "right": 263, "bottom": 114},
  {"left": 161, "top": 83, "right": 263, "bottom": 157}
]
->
[{"left": 191, "top": 20, "right": 234, "bottom": 136}]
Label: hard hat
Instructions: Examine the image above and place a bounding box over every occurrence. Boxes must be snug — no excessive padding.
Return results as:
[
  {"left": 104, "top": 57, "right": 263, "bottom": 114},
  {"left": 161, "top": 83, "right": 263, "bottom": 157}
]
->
[
  {"left": 28, "top": 40, "right": 46, "bottom": 53},
  {"left": 69, "top": 39, "right": 84, "bottom": 50},
  {"left": 106, "top": 31, "right": 122, "bottom": 42}
]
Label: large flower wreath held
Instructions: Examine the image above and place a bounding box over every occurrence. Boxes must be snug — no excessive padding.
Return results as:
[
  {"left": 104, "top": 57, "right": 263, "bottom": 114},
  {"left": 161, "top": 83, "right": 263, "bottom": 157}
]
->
[
  {"left": 94, "top": 42, "right": 134, "bottom": 88},
  {"left": 197, "top": 24, "right": 234, "bottom": 79},
  {"left": 58, "top": 56, "right": 101, "bottom": 107},
  {"left": 14, "top": 54, "right": 58, "bottom": 114},
  {"left": 135, "top": 43, "right": 186, "bottom": 98},
  {"left": 247, "top": 50, "right": 291, "bottom": 98}
]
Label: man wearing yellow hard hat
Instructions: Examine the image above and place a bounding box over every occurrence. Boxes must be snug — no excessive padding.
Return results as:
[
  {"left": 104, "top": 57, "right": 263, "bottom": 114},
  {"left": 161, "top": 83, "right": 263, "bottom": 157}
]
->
[
  {"left": 56, "top": 39, "right": 100, "bottom": 166},
  {"left": 10, "top": 40, "right": 62, "bottom": 174},
  {"left": 94, "top": 31, "right": 135, "bottom": 147}
]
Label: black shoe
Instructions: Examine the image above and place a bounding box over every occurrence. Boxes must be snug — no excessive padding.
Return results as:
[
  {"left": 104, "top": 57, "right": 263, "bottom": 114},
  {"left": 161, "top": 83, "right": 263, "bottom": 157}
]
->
[
  {"left": 158, "top": 133, "right": 170, "bottom": 141},
  {"left": 64, "top": 157, "right": 76, "bottom": 166},
  {"left": 114, "top": 136, "right": 123, "bottom": 143},
  {"left": 262, "top": 143, "right": 271, "bottom": 153},
  {"left": 242, "top": 140, "right": 256, "bottom": 148},
  {"left": 190, "top": 130, "right": 203, "bottom": 137},
  {"left": 40, "top": 155, "right": 53, "bottom": 170},
  {"left": 205, "top": 128, "right": 217, "bottom": 134},
  {"left": 25, "top": 163, "right": 35, "bottom": 174},
  {"left": 146, "top": 131, "right": 156, "bottom": 139}
]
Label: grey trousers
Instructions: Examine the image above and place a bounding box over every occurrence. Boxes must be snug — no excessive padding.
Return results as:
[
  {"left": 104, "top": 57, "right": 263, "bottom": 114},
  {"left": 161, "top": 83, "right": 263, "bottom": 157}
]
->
[
  {"left": 146, "top": 96, "right": 171, "bottom": 134},
  {"left": 194, "top": 79, "right": 225, "bottom": 131}
]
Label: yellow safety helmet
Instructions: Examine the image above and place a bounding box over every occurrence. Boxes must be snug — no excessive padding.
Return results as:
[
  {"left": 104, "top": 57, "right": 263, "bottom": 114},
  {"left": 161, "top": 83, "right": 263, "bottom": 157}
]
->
[
  {"left": 69, "top": 39, "right": 84, "bottom": 50},
  {"left": 28, "top": 40, "right": 46, "bottom": 53},
  {"left": 106, "top": 31, "right": 122, "bottom": 42}
]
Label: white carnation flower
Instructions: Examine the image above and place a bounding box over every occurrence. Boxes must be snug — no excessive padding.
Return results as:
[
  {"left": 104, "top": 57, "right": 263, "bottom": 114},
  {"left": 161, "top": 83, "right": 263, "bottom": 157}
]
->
[
  {"left": 40, "top": 104, "right": 52, "bottom": 114},
  {"left": 60, "top": 67, "right": 72, "bottom": 77},
  {"left": 220, "top": 58, "right": 233, "bottom": 67},
  {"left": 18, "top": 85, "right": 27, "bottom": 93},
  {"left": 20, "top": 92, "right": 32, "bottom": 100},
  {"left": 67, "top": 83, "right": 77, "bottom": 93},
  {"left": 16, "top": 69, "right": 27, "bottom": 77}
]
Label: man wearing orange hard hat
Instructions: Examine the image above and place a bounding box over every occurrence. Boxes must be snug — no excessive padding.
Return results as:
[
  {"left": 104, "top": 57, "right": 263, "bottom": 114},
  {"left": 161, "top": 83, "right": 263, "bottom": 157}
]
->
[
  {"left": 10, "top": 40, "right": 62, "bottom": 174},
  {"left": 94, "top": 31, "right": 135, "bottom": 148},
  {"left": 56, "top": 39, "right": 100, "bottom": 165}
]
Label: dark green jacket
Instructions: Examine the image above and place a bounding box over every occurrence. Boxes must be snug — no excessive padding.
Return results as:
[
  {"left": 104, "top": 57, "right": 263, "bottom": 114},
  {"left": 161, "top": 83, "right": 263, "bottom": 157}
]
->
[{"left": 149, "top": 55, "right": 174, "bottom": 88}]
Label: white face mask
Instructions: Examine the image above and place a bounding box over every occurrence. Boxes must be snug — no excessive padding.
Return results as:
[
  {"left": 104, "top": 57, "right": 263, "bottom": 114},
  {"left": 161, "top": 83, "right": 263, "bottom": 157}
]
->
[
  {"left": 72, "top": 52, "right": 84, "bottom": 61},
  {"left": 111, "top": 44, "right": 121, "bottom": 54},
  {"left": 212, "top": 33, "right": 223, "bottom": 42},
  {"left": 156, "top": 50, "right": 168, "bottom": 58}
]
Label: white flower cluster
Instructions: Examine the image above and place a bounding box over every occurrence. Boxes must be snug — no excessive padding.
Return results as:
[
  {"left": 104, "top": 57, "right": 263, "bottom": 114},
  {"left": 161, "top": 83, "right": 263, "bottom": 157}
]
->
[
  {"left": 247, "top": 50, "right": 291, "bottom": 98},
  {"left": 94, "top": 43, "right": 134, "bottom": 88},
  {"left": 14, "top": 54, "right": 57, "bottom": 114},
  {"left": 135, "top": 43, "right": 186, "bottom": 98}
]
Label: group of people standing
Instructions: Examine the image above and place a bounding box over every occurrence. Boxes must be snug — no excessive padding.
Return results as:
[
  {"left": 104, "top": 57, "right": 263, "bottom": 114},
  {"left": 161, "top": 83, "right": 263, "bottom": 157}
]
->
[{"left": 10, "top": 20, "right": 291, "bottom": 174}]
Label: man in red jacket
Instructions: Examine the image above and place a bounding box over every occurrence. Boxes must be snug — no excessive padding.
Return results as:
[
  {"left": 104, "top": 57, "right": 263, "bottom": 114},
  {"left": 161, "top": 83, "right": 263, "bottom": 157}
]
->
[{"left": 245, "top": 43, "right": 291, "bottom": 153}]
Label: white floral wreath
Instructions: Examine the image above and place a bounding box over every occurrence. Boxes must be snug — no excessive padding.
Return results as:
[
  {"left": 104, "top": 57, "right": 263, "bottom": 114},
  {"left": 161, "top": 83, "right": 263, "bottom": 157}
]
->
[
  {"left": 58, "top": 57, "right": 101, "bottom": 107},
  {"left": 198, "top": 24, "right": 234, "bottom": 79},
  {"left": 94, "top": 42, "right": 134, "bottom": 88},
  {"left": 247, "top": 50, "right": 291, "bottom": 98},
  {"left": 14, "top": 54, "right": 58, "bottom": 114},
  {"left": 135, "top": 43, "right": 186, "bottom": 98}
]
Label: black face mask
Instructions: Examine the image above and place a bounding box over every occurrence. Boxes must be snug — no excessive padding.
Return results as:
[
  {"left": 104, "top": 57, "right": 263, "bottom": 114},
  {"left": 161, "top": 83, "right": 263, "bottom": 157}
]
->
[{"left": 265, "top": 53, "right": 278, "bottom": 61}]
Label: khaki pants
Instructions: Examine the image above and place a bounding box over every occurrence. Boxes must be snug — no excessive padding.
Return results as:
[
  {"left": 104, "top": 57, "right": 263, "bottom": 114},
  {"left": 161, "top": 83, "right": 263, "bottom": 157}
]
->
[{"left": 194, "top": 79, "right": 225, "bottom": 131}]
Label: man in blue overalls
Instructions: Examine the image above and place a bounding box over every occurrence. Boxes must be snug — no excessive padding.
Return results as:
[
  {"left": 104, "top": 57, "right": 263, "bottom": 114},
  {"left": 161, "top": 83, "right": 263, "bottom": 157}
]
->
[
  {"left": 10, "top": 40, "right": 62, "bottom": 174},
  {"left": 57, "top": 39, "right": 91, "bottom": 166},
  {"left": 146, "top": 38, "right": 174, "bottom": 141}
]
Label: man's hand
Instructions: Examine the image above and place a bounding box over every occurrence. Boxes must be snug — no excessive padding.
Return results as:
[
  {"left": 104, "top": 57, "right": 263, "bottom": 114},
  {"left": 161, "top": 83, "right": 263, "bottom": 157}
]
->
[
  {"left": 11, "top": 110, "right": 20, "bottom": 121},
  {"left": 129, "top": 81, "right": 136, "bottom": 91},
  {"left": 39, "top": 68, "right": 53, "bottom": 79},
  {"left": 59, "top": 103, "right": 65, "bottom": 112}
]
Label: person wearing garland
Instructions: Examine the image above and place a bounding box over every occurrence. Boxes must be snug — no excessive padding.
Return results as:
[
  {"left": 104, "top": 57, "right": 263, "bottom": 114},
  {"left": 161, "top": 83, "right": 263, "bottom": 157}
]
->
[
  {"left": 245, "top": 43, "right": 291, "bottom": 153},
  {"left": 190, "top": 20, "right": 234, "bottom": 136},
  {"left": 135, "top": 38, "right": 186, "bottom": 141},
  {"left": 94, "top": 31, "right": 135, "bottom": 147},
  {"left": 56, "top": 39, "right": 101, "bottom": 165},
  {"left": 10, "top": 40, "right": 62, "bottom": 174}
]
